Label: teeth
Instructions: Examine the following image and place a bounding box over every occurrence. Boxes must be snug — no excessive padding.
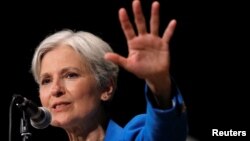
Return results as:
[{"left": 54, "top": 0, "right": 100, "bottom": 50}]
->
[{"left": 55, "top": 104, "right": 64, "bottom": 109}]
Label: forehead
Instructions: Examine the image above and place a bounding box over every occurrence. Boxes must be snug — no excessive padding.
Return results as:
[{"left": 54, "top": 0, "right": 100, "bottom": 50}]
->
[{"left": 40, "top": 45, "right": 90, "bottom": 73}]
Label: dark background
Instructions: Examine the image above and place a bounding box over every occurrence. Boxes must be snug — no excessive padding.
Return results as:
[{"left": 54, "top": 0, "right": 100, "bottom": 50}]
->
[{"left": 3, "top": 0, "right": 249, "bottom": 141}]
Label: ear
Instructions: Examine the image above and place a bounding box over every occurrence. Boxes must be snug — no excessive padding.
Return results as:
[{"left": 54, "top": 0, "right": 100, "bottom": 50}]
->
[{"left": 100, "top": 80, "right": 114, "bottom": 101}]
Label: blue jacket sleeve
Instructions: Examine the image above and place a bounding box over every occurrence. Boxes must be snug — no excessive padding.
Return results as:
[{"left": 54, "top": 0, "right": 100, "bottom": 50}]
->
[{"left": 121, "top": 84, "right": 188, "bottom": 141}]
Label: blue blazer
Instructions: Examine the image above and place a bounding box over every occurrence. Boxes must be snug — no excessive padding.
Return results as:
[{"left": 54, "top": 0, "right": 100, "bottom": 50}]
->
[{"left": 105, "top": 85, "right": 188, "bottom": 141}]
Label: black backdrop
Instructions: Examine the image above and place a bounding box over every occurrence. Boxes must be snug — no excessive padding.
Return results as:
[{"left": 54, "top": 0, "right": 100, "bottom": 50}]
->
[{"left": 3, "top": 0, "right": 249, "bottom": 141}]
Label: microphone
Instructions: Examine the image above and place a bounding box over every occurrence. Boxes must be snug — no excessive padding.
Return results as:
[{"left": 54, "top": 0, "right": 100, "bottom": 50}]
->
[{"left": 13, "top": 94, "right": 51, "bottom": 129}]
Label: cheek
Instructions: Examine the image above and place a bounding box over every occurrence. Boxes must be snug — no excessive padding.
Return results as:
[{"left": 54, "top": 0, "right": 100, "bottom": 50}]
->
[
  {"left": 68, "top": 79, "right": 98, "bottom": 96},
  {"left": 72, "top": 81, "right": 101, "bottom": 103},
  {"left": 39, "top": 89, "right": 49, "bottom": 107}
]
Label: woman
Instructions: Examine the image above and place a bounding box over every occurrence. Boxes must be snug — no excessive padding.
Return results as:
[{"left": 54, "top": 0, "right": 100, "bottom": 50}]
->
[{"left": 31, "top": 0, "right": 187, "bottom": 140}]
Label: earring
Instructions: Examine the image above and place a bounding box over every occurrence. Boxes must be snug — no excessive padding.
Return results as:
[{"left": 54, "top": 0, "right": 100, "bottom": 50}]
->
[{"left": 102, "top": 95, "right": 108, "bottom": 100}]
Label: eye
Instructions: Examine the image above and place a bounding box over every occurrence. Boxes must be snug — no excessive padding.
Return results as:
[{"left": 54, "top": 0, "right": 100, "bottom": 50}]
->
[
  {"left": 41, "top": 78, "right": 51, "bottom": 85},
  {"left": 65, "top": 72, "right": 79, "bottom": 79}
]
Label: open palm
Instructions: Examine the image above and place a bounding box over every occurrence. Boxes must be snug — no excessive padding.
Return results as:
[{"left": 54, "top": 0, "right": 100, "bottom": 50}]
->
[{"left": 105, "top": 1, "right": 176, "bottom": 81}]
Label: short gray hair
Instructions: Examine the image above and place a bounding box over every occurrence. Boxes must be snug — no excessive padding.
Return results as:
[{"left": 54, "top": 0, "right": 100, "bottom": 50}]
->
[{"left": 31, "top": 29, "right": 119, "bottom": 91}]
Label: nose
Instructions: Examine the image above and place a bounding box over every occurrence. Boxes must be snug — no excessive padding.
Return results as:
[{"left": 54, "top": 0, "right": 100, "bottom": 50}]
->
[{"left": 50, "top": 78, "right": 65, "bottom": 97}]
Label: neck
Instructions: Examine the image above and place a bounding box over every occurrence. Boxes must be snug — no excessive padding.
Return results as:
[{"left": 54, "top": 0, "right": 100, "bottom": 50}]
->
[
  {"left": 66, "top": 124, "right": 105, "bottom": 141},
  {"left": 65, "top": 107, "right": 108, "bottom": 141}
]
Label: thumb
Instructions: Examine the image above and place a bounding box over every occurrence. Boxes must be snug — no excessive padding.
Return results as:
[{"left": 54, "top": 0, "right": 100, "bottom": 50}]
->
[{"left": 104, "top": 53, "right": 128, "bottom": 68}]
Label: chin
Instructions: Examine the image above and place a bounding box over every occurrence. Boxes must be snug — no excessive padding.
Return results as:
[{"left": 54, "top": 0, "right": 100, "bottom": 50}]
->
[
  {"left": 51, "top": 116, "right": 72, "bottom": 128},
  {"left": 51, "top": 119, "right": 63, "bottom": 127}
]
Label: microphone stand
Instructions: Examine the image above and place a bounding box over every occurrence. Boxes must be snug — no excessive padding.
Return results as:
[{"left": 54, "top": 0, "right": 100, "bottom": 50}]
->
[{"left": 20, "top": 110, "right": 32, "bottom": 141}]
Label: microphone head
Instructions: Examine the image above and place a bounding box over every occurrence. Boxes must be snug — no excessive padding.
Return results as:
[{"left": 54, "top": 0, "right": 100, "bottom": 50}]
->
[{"left": 30, "top": 107, "right": 51, "bottom": 129}]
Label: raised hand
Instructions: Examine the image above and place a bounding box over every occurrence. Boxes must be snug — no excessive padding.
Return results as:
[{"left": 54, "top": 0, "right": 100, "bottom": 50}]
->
[{"left": 105, "top": 0, "right": 177, "bottom": 107}]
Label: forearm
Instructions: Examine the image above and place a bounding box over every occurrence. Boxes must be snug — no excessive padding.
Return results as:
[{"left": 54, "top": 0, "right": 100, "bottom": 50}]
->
[{"left": 146, "top": 75, "right": 172, "bottom": 109}]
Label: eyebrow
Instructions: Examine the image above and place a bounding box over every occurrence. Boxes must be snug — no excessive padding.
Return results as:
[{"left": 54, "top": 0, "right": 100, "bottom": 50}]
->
[
  {"left": 39, "top": 67, "right": 82, "bottom": 79},
  {"left": 61, "top": 67, "right": 82, "bottom": 74}
]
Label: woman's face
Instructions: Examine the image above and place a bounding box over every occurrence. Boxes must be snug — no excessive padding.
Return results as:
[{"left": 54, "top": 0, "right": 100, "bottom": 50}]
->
[{"left": 39, "top": 45, "right": 102, "bottom": 128}]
